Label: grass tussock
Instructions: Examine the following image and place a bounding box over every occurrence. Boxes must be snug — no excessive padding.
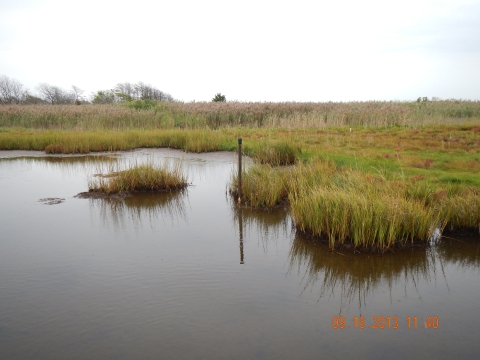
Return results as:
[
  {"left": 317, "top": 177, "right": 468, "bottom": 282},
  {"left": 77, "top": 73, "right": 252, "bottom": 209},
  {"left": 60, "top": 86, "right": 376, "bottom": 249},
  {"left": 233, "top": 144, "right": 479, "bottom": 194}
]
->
[
  {"left": 230, "top": 165, "right": 289, "bottom": 208},
  {"left": 89, "top": 161, "right": 187, "bottom": 195},
  {"left": 248, "top": 140, "right": 300, "bottom": 166},
  {"left": 289, "top": 184, "right": 441, "bottom": 250}
]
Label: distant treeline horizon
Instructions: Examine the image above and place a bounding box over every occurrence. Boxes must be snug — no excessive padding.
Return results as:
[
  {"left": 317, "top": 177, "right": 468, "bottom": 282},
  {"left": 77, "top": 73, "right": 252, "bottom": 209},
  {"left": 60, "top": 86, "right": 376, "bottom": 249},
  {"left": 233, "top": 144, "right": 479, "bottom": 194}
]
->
[
  {"left": 0, "top": 74, "right": 174, "bottom": 105},
  {"left": 1, "top": 74, "right": 479, "bottom": 106}
]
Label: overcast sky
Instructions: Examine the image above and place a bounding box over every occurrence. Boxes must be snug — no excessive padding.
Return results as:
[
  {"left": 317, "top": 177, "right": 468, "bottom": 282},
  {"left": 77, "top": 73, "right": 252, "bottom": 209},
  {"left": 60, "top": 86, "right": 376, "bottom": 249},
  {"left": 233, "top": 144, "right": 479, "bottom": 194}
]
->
[{"left": 1, "top": 0, "right": 479, "bottom": 102}]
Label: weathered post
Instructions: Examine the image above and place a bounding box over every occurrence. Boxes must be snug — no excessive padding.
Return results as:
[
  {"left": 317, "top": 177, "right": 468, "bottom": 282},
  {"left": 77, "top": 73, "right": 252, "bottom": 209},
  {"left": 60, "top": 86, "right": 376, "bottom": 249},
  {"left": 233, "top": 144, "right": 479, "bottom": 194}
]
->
[{"left": 238, "top": 138, "right": 242, "bottom": 203}]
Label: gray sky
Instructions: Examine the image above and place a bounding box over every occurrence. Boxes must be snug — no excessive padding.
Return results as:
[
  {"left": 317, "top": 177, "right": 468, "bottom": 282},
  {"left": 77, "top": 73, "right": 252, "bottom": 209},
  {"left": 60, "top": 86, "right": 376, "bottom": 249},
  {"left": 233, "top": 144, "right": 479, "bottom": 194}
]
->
[{"left": 1, "top": 0, "right": 479, "bottom": 102}]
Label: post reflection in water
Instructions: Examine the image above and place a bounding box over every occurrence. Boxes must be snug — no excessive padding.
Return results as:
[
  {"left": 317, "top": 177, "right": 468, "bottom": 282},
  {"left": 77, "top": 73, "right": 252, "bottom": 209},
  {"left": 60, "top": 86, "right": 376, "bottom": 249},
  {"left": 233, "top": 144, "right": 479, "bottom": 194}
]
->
[
  {"left": 238, "top": 206, "right": 244, "bottom": 264},
  {"left": 229, "top": 198, "right": 292, "bottom": 258}
]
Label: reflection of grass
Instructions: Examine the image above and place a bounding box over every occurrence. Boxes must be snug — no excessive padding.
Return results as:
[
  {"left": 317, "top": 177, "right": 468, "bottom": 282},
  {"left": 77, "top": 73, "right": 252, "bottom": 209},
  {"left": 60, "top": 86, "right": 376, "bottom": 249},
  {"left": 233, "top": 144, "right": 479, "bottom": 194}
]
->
[
  {"left": 288, "top": 233, "right": 480, "bottom": 309},
  {"left": 93, "top": 191, "right": 188, "bottom": 230},
  {"left": 88, "top": 161, "right": 187, "bottom": 194},
  {"left": 288, "top": 234, "right": 436, "bottom": 308},
  {"left": 229, "top": 198, "right": 290, "bottom": 254},
  {"left": 435, "top": 235, "right": 480, "bottom": 268},
  {"left": 230, "top": 197, "right": 289, "bottom": 233}
]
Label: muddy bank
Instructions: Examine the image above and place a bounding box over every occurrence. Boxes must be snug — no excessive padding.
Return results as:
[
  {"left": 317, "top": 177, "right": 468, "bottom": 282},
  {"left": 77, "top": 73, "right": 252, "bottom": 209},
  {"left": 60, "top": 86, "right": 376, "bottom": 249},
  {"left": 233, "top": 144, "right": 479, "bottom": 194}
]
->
[{"left": 75, "top": 188, "right": 188, "bottom": 200}]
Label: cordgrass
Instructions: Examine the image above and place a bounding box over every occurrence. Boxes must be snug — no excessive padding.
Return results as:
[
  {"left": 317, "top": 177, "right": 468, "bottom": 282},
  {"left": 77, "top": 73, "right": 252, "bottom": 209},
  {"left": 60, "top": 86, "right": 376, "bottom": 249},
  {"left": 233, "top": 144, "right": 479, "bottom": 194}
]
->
[
  {"left": 230, "top": 161, "right": 479, "bottom": 250},
  {"left": 246, "top": 139, "right": 300, "bottom": 166},
  {"left": 88, "top": 161, "right": 187, "bottom": 195}
]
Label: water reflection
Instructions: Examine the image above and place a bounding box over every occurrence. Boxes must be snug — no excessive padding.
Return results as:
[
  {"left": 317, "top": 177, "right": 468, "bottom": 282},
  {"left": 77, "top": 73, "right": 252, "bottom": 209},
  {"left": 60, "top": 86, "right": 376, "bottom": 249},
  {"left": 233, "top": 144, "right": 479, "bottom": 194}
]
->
[
  {"left": 229, "top": 199, "right": 292, "bottom": 262},
  {"left": 287, "top": 233, "right": 480, "bottom": 312},
  {"left": 85, "top": 190, "right": 189, "bottom": 231},
  {"left": 435, "top": 234, "right": 480, "bottom": 269},
  {"left": 1, "top": 155, "right": 119, "bottom": 178},
  {"left": 2, "top": 155, "right": 118, "bottom": 167}
]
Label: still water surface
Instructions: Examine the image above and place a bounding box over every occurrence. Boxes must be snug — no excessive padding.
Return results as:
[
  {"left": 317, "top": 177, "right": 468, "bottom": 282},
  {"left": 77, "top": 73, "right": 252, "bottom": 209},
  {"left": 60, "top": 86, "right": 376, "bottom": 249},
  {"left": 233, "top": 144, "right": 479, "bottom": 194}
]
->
[{"left": 0, "top": 149, "right": 479, "bottom": 359}]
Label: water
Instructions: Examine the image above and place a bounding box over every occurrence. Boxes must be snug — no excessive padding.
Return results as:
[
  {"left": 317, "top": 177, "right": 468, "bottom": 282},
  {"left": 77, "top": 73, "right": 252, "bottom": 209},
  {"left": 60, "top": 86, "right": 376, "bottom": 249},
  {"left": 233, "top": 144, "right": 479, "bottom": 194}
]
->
[{"left": 0, "top": 149, "right": 479, "bottom": 359}]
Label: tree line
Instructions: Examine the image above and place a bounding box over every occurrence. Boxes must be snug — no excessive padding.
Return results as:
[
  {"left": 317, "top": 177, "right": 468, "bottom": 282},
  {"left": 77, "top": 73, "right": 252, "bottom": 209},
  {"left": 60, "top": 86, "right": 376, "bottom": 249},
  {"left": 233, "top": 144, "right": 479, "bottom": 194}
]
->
[{"left": 0, "top": 75, "right": 174, "bottom": 105}]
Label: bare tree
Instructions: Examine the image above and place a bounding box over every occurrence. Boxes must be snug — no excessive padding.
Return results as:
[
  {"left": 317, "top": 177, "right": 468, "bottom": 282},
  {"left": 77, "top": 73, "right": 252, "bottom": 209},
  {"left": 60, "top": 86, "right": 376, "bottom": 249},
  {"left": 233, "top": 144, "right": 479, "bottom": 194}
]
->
[
  {"left": 36, "top": 83, "right": 75, "bottom": 104},
  {"left": 114, "top": 81, "right": 174, "bottom": 102},
  {"left": 71, "top": 85, "right": 85, "bottom": 104},
  {"left": 0, "top": 75, "right": 26, "bottom": 104},
  {"left": 115, "top": 82, "right": 135, "bottom": 98}
]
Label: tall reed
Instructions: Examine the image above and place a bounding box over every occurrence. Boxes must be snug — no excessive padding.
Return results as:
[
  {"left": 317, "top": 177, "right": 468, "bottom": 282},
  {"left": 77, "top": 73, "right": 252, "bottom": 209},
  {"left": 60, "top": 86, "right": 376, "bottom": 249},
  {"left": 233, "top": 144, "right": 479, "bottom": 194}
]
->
[{"left": 2, "top": 100, "right": 480, "bottom": 130}]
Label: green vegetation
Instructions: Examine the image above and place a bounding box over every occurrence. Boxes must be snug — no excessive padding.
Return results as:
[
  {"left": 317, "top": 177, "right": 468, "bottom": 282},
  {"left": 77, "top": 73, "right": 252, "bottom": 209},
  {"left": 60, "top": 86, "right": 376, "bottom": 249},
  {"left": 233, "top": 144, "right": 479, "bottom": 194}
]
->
[
  {"left": 2, "top": 100, "right": 480, "bottom": 130},
  {"left": 1, "top": 100, "right": 479, "bottom": 250},
  {"left": 212, "top": 93, "right": 226, "bottom": 102},
  {"left": 246, "top": 140, "right": 299, "bottom": 166},
  {"left": 230, "top": 161, "right": 479, "bottom": 250},
  {"left": 88, "top": 162, "right": 187, "bottom": 195}
]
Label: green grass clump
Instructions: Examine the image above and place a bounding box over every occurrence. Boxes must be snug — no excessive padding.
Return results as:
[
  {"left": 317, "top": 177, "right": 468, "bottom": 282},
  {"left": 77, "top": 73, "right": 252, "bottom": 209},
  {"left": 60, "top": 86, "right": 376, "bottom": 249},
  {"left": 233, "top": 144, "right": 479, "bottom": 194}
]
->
[
  {"left": 89, "top": 162, "right": 187, "bottom": 195},
  {"left": 289, "top": 184, "right": 441, "bottom": 250},
  {"left": 230, "top": 165, "right": 289, "bottom": 208},
  {"left": 438, "top": 188, "right": 480, "bottom": 232},
  {"left": 248, "top": 140, "right": 300, "bottom": 166}
]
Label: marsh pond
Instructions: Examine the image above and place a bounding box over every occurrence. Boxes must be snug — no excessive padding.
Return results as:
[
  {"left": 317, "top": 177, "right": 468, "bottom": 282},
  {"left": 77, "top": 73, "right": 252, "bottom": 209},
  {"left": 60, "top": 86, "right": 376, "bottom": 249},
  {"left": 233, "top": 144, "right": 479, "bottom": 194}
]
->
[{"left": 0, "top": 149, "right": 479, "bottom": 359}]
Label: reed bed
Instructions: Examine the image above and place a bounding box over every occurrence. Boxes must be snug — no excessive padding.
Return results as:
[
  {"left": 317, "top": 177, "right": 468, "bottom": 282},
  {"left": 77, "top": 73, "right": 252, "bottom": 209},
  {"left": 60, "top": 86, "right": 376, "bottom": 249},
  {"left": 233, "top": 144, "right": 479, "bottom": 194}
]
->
[
  {"left": 1, "top": 100, "right": 480, "bottom": 130},
  {"left": 88, "top": 161, "right": 187, "bottom": 195}
]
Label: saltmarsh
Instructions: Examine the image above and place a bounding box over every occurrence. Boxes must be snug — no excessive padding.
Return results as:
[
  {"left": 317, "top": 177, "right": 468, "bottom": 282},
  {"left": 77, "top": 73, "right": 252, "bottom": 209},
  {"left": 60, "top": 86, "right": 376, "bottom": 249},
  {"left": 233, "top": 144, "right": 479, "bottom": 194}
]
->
[{"left": 1, "top": 101, "right": 479, "bottom": 249}]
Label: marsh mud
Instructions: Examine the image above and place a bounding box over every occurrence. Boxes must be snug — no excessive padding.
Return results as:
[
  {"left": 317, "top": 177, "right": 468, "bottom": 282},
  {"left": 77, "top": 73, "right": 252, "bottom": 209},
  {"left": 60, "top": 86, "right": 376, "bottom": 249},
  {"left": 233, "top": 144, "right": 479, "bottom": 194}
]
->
[{"left": 0, "top": 148, "right": 479, "bottom": 360}]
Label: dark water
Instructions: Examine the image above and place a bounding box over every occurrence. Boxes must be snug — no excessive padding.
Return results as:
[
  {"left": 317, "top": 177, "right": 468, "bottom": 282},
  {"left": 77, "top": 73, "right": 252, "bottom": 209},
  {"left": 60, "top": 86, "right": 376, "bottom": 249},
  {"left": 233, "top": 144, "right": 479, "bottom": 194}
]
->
[{"left": 0, "top": 149, "right": 479, "bottom": 360}]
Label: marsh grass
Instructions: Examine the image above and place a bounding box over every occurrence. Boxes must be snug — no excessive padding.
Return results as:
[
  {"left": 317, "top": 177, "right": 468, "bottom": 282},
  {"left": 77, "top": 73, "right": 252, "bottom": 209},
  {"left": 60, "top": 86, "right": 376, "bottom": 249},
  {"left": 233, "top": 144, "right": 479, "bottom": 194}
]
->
[
  {"left": 248, "top": 140, "right": 300, "bottom": 166},
  {"left": 230, "top": 165, "right": 289, "bottom": 208},
  {"left": 0, "top": 129, "right": 234, "bottom": 154},
  {"left": 2, "top": 101, "right": 480, "bottom": 130},
  {"left": 231, "top": 160, "right": 478, "bottom": 250},
  {"left": 439, "top": 188, "right": 480, "bottom": 232},
  {"left": 89, "top": 161, "right": 187, "bottom": 195}
]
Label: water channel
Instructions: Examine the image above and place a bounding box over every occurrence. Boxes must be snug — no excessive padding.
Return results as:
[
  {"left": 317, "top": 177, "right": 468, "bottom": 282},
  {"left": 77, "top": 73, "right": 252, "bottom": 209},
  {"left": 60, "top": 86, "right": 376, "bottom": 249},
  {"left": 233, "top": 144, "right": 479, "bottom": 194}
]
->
[{"left": 0, "top": 149, "right": 479, "bottom": 359}]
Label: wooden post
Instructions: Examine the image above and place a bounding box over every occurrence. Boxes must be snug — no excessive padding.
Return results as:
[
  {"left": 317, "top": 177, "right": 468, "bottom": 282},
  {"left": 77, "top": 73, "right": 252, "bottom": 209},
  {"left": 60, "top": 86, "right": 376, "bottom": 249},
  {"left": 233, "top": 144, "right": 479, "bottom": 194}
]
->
[{"left": 238, "top": 138, "right": 242, "bottom": 203}]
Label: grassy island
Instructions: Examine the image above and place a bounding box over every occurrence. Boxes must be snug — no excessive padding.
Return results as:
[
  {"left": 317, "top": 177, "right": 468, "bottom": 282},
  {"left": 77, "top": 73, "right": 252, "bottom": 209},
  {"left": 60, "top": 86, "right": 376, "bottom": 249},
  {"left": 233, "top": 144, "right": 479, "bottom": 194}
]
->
[{"left": 88, "top": 162, "right": 187, "bottom": 195}]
